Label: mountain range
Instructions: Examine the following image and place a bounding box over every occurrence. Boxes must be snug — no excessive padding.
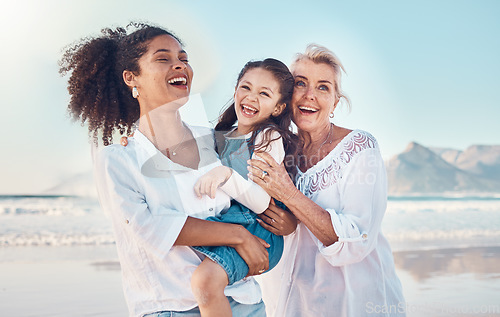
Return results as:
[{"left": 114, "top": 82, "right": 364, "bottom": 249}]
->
[
  {"left": 386, "top": 142, "right": 500, "bottom": 195},
  {"left": 43, "top": 143, "right": 500, "bottom": 197}
]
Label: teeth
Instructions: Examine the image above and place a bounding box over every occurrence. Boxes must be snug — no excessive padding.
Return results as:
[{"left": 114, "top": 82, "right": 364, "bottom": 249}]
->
[
  {"left": 242, "top": 105, "right": 258, "bottom": 112},
  {"left": 167, "top": 77, "right": 187, "bottom": 84},
  {"left": 299, "top": 106, "right": 318, "bottom": 112}
]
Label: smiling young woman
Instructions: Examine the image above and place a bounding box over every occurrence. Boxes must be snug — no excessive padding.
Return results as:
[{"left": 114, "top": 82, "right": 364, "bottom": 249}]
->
[
  {"left": 123, "top": 34, "right": 193, "bottom": 113},
  {"left": 60, "top": 23, "right": 269, "bottom": 317}
]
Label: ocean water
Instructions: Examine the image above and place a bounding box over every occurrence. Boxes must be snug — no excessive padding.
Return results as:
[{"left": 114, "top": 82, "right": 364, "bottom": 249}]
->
[
  {"left": 0, "top": 195, "right": 114, "bottom": 247},
  {"left": 383, "top": 196, "right": 500, "bottom": 252},
  {"left": 1, "top": 195, "right": 500, "bottom": 252}
]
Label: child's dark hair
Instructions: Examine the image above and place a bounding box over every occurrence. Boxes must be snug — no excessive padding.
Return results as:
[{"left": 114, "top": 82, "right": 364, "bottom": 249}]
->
[
  {"left": 59, "top": 22, "right": 182, "bottom": 145},
  {"left": 215, "top": 58, "right": 299, "bottom": 177}
]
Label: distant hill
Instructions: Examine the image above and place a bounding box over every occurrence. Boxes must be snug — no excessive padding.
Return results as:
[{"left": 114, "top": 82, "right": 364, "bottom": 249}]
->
[
  {"left": 450, "top": 145, "right": 500, "bottom": 181},
  {"left": 43, "top": 172, "right": 97, "bottom": 198},
  {"left": 387, "top": 142, "right": 500, "bottom": 195},
  {"left": 428, "top": 147, "right": 462, "bottom": 165}
]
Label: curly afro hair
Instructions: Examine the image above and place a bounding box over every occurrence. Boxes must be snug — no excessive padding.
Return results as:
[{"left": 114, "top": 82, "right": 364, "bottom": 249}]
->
[{"left": 59, "top": 22, "right": 182, "bottom": 145}]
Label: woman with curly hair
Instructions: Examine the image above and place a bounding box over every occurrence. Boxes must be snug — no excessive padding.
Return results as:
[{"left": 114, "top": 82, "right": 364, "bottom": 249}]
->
[{"left": 60, "top": 23, "right": 268, "bottom": 317}]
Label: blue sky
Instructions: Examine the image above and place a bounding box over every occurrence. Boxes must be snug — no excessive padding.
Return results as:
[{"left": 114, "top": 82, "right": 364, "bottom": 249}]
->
[{"left": 1, "top": 0, "right": 499, "bottom": 194}]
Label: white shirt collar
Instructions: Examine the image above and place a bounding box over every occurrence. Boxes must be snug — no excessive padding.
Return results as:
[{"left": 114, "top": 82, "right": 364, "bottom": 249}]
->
[{"left": 133, "top": 123, "right": 216, "bottom": 173}]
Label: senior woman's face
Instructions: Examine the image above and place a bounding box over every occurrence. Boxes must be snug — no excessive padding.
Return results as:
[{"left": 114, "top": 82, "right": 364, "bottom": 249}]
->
[{"left": 291, "top": 59, "right": 337, "bottom": 132}]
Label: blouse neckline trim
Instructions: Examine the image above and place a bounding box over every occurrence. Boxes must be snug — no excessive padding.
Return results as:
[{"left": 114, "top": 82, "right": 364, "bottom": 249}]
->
[{"left": 296, "top": 129, "right": 360, "bottom": 177}]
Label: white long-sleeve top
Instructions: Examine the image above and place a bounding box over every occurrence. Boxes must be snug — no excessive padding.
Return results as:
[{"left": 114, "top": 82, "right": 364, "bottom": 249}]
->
[
  {"left": 258, "top": 129, "right": 405, "bottom": 317},
  {"left": 220, "top": 129, "right": 285, "bottom": 214},
  {"left": 93, "top": 124, "right": 262, "bottom": 317}
]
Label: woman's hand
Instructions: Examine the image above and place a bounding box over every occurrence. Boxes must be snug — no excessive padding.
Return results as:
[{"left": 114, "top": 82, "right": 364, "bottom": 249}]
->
[
  {"left": 247, "top": 152, "right": 300, "bottom": 204},
  {"left": 229, "top": 227, "right": 270, "bottom": 276},
  {"left": 176, "top": 218, "right": 270, "bottom": 276},
  {"left": 193, "top": 166, "right": 232, "bottom": 199},
  {"left": 257, "top": 199, "right": 297, "bottom": 236}
]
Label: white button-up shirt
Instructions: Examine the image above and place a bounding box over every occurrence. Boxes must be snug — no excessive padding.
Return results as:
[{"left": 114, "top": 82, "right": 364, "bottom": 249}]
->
[
  {"left": 258, "top": 130, "right": 405, "bottom": 317},
  {"left": 93, "top": 124, "right": 262, "bottom": 317}
]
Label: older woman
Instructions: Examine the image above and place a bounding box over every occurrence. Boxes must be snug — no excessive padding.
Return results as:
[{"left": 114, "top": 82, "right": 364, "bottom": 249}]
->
[
  {"left": 249, "top": 44, "right": 405, "bottom": 317},
  {"left": 60, "top": 23, "right": 268, "bottom": 317}
]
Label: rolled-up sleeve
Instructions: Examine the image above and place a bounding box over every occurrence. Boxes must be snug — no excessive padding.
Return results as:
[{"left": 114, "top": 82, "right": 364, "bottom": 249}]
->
[
  {"left": 94, "top": 146, "right": 187, "bottom": 261},
  {"left": 316, "top": 148, "right": 387, "bottom": 266}
]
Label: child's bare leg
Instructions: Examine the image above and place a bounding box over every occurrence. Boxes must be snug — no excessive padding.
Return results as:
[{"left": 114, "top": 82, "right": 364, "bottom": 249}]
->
[{"left": 191, "top": 258, "right": 231, "bottom": 317}]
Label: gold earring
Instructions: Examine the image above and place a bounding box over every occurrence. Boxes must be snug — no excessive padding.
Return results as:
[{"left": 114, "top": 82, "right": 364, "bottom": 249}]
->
[{"left": 132, "top": 87, "right": 139, "bottom": 99}]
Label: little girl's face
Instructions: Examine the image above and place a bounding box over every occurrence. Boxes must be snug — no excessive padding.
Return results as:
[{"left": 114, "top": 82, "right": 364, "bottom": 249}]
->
[{"left": 234, "top": 68, "right": 283, "bottom": 135}]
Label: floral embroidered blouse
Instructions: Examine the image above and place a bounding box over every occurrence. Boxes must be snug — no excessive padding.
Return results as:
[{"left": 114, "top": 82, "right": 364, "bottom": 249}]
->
[{"left": 258, "top": 129, "right": 406, "bottom": 317}]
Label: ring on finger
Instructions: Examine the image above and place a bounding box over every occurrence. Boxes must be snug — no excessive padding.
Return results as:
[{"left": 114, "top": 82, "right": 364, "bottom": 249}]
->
[
  {"left": 258, "top": 269, "right": 265, "bottom": 273},
  {"left": 261, "top": 170, "right": 268, "bottom": 179},
  {"left": 271, "top": 218, "right": 276, "bottom": 223}
]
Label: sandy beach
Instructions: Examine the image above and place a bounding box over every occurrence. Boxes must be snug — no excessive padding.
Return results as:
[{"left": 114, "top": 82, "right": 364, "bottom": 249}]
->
[
  {"left": 0, "top": 246, "right": 127, "bottom": 317},
  {"left": 393, "top": 246, "right": 500, "bottom": 317},
  {"left": 1, "top": 245, "right": 499, "bottom": 317}
]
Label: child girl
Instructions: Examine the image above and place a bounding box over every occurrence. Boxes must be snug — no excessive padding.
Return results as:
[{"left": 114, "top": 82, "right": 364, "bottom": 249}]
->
[{"left": 191, "top": 58, "right": 298, "bottom": 317}]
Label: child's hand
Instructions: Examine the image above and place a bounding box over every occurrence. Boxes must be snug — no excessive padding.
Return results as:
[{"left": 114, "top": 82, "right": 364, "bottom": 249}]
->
[{"left": 194, "top": 166, "right": 232, "bottom": 199}]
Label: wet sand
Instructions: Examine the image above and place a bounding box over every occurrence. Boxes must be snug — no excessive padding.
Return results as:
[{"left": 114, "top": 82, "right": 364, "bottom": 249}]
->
[
  {"left": 0, "top": 246, "right": 127, "bottom": 317},
  {"left": 393, "top": 246, "right": 500, "bottom": 316},
  {"left": 1, "top": 245, "right": 499, "bottom": 316}
]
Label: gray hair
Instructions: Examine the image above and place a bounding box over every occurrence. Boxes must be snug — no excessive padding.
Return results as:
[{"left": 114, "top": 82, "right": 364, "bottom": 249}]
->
[{"left": 292, "top": 44, "right": 352, "bottom": 111}]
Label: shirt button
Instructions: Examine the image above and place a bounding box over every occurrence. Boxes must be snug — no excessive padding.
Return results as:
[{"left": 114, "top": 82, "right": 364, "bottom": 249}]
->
[
  {"left": 209, "top": 208, "right": 214, "bottom": 211},
  {"left": 125, "top": 219, "right": 130, "bottom": 224},
  {"left": 362, "top": 233, "right": 368, "bottom": 240}
]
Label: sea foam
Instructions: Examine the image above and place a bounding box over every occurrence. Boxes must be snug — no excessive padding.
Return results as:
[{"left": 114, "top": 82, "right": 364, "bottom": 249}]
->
[{"left": 1, "top": 195, "right": 499, "bottom": 250}]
